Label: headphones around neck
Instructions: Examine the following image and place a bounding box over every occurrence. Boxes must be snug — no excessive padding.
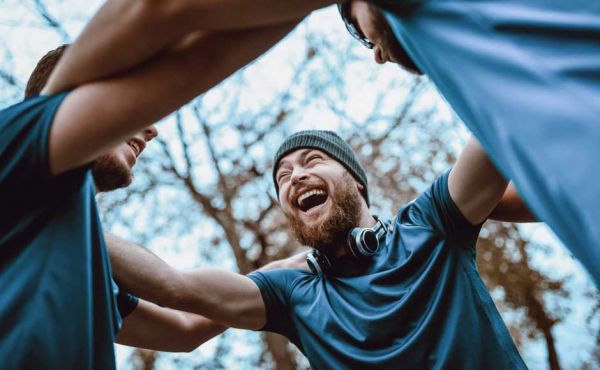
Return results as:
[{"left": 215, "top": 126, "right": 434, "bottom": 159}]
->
[{"left": 306, "top": 216, "right": 387, "bottom": 278}]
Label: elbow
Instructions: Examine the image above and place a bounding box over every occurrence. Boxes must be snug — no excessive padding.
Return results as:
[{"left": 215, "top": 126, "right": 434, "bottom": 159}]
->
[
  {"left": 181, "top": 334, "right": 213, "bottom": 353},
  {"left": 175, "top": 318, "right": 224, "bottom": 353},
  {"left": 182, "top": 344, "right": 199, "bottom": 353},
  {"left": 172, "top": 340, "right": 200, "bottom": 353},
  {"left": 159, "top": 336, "right": 203, "bottom": 353},
  {"left": 176, "top": 336, "right": 212, "bottom": 353}
]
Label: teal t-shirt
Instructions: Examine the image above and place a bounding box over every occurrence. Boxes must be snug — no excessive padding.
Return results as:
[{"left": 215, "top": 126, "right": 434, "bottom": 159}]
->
[
  {"left": 370, "top": 0, "right": 600, "bottom": 284},
  {"left": 249, "top": 172, "right": 526, "bottom": 369},
  {"left": 0, "top": 93, "right": 136, "bottom": 370}
]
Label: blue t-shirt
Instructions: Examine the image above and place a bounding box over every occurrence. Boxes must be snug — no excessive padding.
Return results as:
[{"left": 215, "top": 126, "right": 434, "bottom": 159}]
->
[
  {"left": 0, "top": 93, "right": 138, "bottom": 370},
  {"left": 369, "top": 0, "right": 600, "bottom": 284},
  {"left": 249, "top": 172, "right": 526, "bottom": 370}
]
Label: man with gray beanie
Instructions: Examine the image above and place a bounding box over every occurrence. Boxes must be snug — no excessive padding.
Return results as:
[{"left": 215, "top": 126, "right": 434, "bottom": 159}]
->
[{"left": 107, "top": 130, "right": 532, "bottom": 369}]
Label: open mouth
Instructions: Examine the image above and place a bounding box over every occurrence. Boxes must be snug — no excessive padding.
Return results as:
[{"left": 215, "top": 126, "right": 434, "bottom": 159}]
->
[{"left": 295, "top": 188, "right": 329, "bottom": 213}]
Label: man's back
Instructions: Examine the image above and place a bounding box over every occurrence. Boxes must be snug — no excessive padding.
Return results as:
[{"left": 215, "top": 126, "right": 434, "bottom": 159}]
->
[
  {"left": 0, "top": 94, "right": 120, "bottom": 370},
  {"left": 250, "top": 172, "right": 526, "bottom": 369}
]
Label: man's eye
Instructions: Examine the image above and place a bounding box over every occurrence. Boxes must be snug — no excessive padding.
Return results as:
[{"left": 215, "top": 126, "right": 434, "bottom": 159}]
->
[
  {"left": 278, "top": 173, "right": 290, "bottom": 184},
  {"left": 307, "top": 154, "right": 322, "bottom": 162}
]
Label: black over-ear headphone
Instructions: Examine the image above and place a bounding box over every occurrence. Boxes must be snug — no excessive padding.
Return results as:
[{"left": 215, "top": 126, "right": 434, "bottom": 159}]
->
[{"left": 307, "top": 216, "right": 387, "bottom": 278}]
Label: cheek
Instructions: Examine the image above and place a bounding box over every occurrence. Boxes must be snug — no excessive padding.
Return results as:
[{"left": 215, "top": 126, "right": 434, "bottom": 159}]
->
[
  {"left": 369, "top": 11, "right": 392, "bottom": 45},
  {"left": 279, "top": 186, "right": 294, "bottom": 214},
  {"left": 364, "top": 25, "right": 380, "bottom": 44}
]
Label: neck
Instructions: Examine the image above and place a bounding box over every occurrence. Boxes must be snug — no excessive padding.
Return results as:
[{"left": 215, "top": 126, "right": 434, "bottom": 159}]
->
[
  {"left": 331, "top": 203, "right": 375, "bottom": 258},
  {"left": 358, "top": 207, "right": 377, "bottom": 228}
]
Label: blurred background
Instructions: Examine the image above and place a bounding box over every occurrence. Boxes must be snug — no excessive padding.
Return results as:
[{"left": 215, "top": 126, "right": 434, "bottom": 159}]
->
[{"left": 1, "top": 1, "right": 598, "bottom": 369}]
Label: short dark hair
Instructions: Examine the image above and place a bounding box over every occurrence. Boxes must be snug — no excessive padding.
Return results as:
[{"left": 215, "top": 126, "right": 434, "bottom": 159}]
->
[{"left": 24, "top": 44, "right": 69, "bottom": 98}]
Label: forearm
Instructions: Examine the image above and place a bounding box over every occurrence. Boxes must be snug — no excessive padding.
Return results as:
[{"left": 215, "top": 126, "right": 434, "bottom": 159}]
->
[
  {"left": 117, "top": 299, "right": 227, "bottom": 352},
  {"left": 106, "top": 233, "right": 179, "bottom": 308},
  {"left": 179, "top": 0, "right": 333, "bottom": 30},
  {"left": 43, "top": 0, "right": 190, "bottom": 94},
  {"left": 488, "top": 183, "right": 537, "bottom": 222},
  {"left": 106, "top": 233, "right": 265, "bottom": 330},
  {"left": 43, "top": 0, "right": 331, "bottom": 94},
  {"left": 48, "top": 24, "right": 295, "bottom": 175}
]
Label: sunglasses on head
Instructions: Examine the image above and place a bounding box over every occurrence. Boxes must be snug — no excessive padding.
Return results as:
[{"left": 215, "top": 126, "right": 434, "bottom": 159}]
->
[{"left": 338, "top": 2, "right": 375, "bottom": 49}]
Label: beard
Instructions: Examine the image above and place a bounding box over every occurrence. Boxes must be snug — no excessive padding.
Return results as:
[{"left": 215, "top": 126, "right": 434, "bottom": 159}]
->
[
  {"left": 287, "top": 173, "right": 363, "bottom": 254},
  {"left": 92, "top": 153, "right": 132, "bottom": 192}
]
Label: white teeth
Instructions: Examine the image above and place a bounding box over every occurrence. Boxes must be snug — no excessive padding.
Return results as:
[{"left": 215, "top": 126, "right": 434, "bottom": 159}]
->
[{"left": 298, "top": 189, "right": 326, "bottom": 203}]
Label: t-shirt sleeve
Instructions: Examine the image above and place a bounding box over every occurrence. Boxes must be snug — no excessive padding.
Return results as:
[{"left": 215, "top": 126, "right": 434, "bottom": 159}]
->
[
  {"left": 0, "top": 92, "right": 71, "bottom": 187},
  {"left": 111, "top": 279, "right": 139, "bottom": 319},
  {"left": 116, "top": 288, "right": 139, "bottom": 319},
  {"left": 397, "top": 170, "right": 481, "bottom": 244},
  {"left": 247, "top": 270, "right": 297, "bottom": 338}
]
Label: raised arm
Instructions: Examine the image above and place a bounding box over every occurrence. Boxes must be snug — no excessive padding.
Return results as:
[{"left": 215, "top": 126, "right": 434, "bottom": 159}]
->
[
  {"left": 489, "top": 183, "right": 537, "bottom": 223},
  {"left": 117, "top": 299, "right": 227, "bottom": 352},
  {"left": 105, "top": 233, "right": 267, "bottom": 330},
  {"left": 45, "top": 23, "right": 294, "bottom": 176},
  {"left": 448, "top": 137, "right": 510, "bottom": 225},
  {"left": 43, "top": 0, "right": 332, "bottom": 94}
]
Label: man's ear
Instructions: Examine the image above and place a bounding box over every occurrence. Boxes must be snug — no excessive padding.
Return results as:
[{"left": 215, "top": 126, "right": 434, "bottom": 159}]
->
[{"left": 356, "top": 181, "right": 364, "bottom": 191}]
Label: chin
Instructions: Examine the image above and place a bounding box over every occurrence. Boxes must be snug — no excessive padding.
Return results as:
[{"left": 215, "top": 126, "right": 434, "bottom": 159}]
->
[
  {"left": 91, "top": 155, "right": 134, "bottom": 192},
  {"left": 300, "top": 208, "right": 328, "bottom": 224}
]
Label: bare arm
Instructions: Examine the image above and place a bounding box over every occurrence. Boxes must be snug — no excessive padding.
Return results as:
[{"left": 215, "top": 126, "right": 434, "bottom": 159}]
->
[
  {"left": 106, "top": 233, "right": 266, "bottom": 330},
  {"left": 449, "top": 137, "right": 509, "bottom": 225},
  {"left": 117, "top": 299, "right": 227, "bottom": 352},
  {"left": 43, "top": 0, "right": 332, "bottom": 93},
  {"left": 45, "top": 23, "right": 294, "bottom": 175},
  {"left": 489, "top": 183, "right": 537, "bottom": 222}
]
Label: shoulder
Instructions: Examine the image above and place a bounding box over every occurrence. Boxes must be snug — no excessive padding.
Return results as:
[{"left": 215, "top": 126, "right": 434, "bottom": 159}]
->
[
  {"left": 0, "top": 92, "right": 76, "bottom": 186},
  {"left": 396, "top": 171, "right": 450, "bottom": 225},
  {"left": 250, "top": 267, "right": 309, "bottom": 287},
  {"left": 0, "top": 93, "right": 71, "bottom": 158},
  {"left": 394, "top": 170, "right": 479, "bottom": 241},
  {"left": 0, "top": 93, "right": 70, "bottom": 126},
  {"left": 249, "top": 265, "right": 313, "bottom": 298}
]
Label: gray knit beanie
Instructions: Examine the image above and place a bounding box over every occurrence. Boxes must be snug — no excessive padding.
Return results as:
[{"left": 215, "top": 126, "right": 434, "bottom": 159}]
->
[{"left": 273, "top": 130, "right": 369, "bottom": 206}]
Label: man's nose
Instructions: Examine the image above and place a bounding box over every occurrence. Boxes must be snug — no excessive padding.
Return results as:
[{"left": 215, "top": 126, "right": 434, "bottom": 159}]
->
[
  {"left": 290, "top": 168, "right": 309, "bottom": 185},
  {"left": 144, "top": 125, "right": 158, "bottom": 141}
]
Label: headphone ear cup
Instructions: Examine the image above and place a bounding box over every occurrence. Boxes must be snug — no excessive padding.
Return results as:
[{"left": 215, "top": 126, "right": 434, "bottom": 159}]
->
[
  {"left": 348, "top": 227, "right": 379, "bottom": 257},
  {"left": 360, "top": 229, "right": 379, "bottom": 255},
  {"left": 307, "top": 249, "right": 331, "bottom": 278}
]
